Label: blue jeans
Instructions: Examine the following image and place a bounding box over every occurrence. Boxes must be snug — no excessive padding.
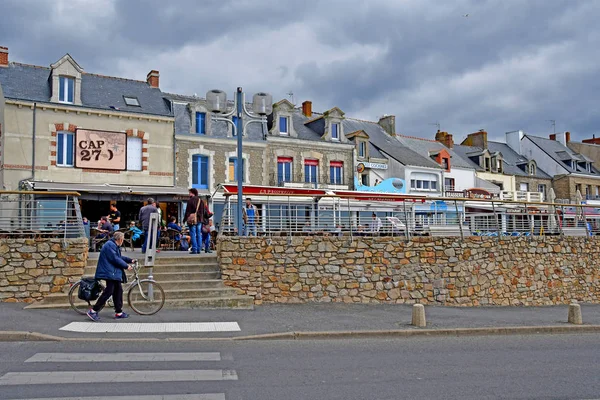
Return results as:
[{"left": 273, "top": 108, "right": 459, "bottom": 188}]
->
[
  {"left": 142, "top": 229, "right": 159, "bottom": 253},
  {"left": 202, "top": 228, "right": 211, "bottom": 251},
  {"left": 188, "top": 223, "right": 201, "bottom": 253},
  {"left": 244, "top": 222, "right": 256, "bottom": 236}
]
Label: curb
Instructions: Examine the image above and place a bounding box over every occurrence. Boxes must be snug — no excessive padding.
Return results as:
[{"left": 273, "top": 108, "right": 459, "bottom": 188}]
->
[{"left": 1, "top": 325, "right": 599, "bottom": 342}]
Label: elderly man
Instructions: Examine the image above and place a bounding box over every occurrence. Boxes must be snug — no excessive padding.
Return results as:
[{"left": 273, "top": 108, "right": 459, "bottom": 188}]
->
[{"left": 87, "top": 231, "right": 134, "bottom": 321}]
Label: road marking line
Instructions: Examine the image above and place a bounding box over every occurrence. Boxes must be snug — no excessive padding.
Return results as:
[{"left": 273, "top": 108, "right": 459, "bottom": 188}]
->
[
  {"left": 0, "top": 369, "right": 238, "bottom": 385},
  {"left": 25, "top": 352, "right": 222, "bottom": 363},
  {"left": 7, "top": 394, "right": 226, "bottom": 400},
  {"left": 59, "top": 322, "right": 241, "bottom": 333}
]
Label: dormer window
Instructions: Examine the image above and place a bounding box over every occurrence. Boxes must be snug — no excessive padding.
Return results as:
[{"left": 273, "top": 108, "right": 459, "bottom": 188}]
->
[
  {"left": 59, "top": 76, "right": 74, "bottom": 104},
  {"left": 358, "top": 142, "right": 367, "bottom": 158},
  {"left": 484, "top": 157, "right": 491, "bottom": 172},
  {"left": 123, "top": 96, "right": 140, "bottom": 107},
  {"left": 331, "top": 123, "right": 340, "bottom": 140},
  {"left": 441, "top": 157, "right": 449, "bottom": 170},
  {"left": 279, "top": 116, "right": 289, "bottom": 135},
  {"left": 529, "top": 162, "right": 536, "bottom": 175}
]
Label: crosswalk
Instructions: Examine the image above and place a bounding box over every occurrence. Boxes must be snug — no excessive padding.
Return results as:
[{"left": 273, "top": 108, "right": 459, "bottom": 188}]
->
[{"left": 1, "top": 351, "right": 237, "bottom": 399}]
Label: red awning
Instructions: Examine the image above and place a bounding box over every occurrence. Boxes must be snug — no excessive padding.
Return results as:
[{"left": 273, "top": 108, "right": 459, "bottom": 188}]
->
[
  {"left": 330, "top": 161, "right": 344, "bottom": 167},
  {"left": 304, "top": 159, "right": 319, "bottom": 166},
  {"left": 277, "top": 157, "right": 293, "bottom": 163},
  {"left": 221, "top": 184, "right": 329, "bottom": 197}
]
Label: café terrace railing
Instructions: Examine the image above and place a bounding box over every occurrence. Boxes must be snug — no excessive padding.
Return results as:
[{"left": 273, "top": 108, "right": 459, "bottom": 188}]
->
[
  {"left": 218, "top": 192, "right": 597, "bottom": 240},
  {"left": 0, "top": 191, "right": 85, "bottom": 241}
]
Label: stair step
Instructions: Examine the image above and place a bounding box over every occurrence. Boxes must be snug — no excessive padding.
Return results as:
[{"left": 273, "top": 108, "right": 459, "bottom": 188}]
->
[
  {"left": 160, "top": 287, "right": 240, "bottom": 299},
  {"left": 86, "top": 257, "right": 218, "bottom": 267},
  {"left": 83, "top": 264, "right": 220, "bottom": 276},
  {"left": 25, "top": 296, "right": 254, "bottom": 310},
  {"left": 157, "top": 280, "right": 225, "bottom": 290}
]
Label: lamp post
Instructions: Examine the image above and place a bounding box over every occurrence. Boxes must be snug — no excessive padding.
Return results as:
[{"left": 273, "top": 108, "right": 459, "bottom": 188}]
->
[{"left": 206, "top": 88, "right": 272, "bottom": 236}]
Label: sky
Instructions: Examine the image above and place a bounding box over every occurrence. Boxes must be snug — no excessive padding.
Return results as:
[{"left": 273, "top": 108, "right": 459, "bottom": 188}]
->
[{"left": 1, "top": 0, "right": 599, "bottom": 143}]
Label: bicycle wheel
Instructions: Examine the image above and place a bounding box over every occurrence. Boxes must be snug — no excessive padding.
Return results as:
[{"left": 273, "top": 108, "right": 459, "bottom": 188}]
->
[
  {"left": 68, "top": 280, "right": 105, "bottom": 315},
  {"left": 127, "top": 279, "right": 165, "bottom": 315}
]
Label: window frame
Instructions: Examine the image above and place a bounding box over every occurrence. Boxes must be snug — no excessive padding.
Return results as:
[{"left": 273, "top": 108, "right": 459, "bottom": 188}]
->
[
  {"left": 304, "top": 160, "right": 319, "bottom": 184},
  {"left": 195, "top": 112, "right": 206, "bottom": 135},
  {"left": 277, "top": 157, "right": 293, "bottom": 184},
  {"left": 331, "top": 123, "right": 340, "bottom": 140},
  {"left": 126, "top": 136, "right": 143, "bottom": 171},
  {"left": 123, "top": 96, "right": 140, "bottom": 107},
  {"left": 58, "top": 76, "right": 74, "bottom": 104},
  {"left": 330, "top": 161, "right": 343, "bottom": 185},
  {"left": 192, "top": 155, "right": 209, "bottom": 189},
  {"left": 228, "top": 157, "right": 245, "bottom": 183},
  {"left": 279, "top": 116, "right": 289, "bottom": 135},
  {"left": 358, "top": 142, "right": 366, "bottom": 158},
  {"left": 56, "top": 131, "right": 74, "bottom": 167}
]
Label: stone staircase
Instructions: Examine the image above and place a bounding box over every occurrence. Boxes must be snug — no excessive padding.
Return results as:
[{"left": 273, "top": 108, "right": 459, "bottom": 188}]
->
[{"left": 25, "top": 255, "right": 254, "bottom": 310}]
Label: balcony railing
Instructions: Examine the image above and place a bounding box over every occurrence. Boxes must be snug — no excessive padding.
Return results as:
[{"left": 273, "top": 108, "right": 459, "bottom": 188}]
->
[
  {"left": 268, "top": 173, "right": 349, "bottom": 190},
  {"left": 500, "top": 191, "right": 544, "bottom": 202}
]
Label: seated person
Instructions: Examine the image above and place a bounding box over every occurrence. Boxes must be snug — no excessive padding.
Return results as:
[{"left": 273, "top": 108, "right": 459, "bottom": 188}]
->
[
  {"left": 167, "top": 216, "right": 190, "bottom": 249},
  {"left": 96, "top": 216, "right": 113, "bottom": 239},
  {"left": 128, "top": 221, "right": 144, "bottom": 242}
]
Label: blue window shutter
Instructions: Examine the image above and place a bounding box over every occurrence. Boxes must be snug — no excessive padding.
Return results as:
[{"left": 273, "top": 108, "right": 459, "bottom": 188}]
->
[
  {"left": 57, "top": 133, "right": 64, "bottom": 164},
  {"left": 192, "top": 155, "right": 199, "bottom": 186},
  {"left": 66, "top": 133, "right": 74, "bottom": 165},
  {"left": 279, "top": 116, "right": 287, "bottom": 133},
  {"left": 196, "top": 112, "right": 206, "bottom": 134},
  {"left": 59, "top": 78, "right": 65, "bottom": 102},
  {"left": 67, "top": 78, "right": 74, "bottom": 103}
]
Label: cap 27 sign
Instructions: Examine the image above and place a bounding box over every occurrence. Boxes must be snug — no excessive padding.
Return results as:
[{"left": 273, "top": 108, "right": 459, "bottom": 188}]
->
[{"left": 75, "top": 129, "right": 127, "bottom": 170}]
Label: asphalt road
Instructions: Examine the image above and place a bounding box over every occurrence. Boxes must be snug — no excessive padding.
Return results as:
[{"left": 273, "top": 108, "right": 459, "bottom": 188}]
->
[{"left": 0, "top": 334, "right": 599, "bottom": 400}]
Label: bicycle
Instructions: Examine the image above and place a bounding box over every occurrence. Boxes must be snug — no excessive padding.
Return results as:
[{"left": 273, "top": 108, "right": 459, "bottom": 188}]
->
[{"left": 68, "top": 260, "right": 165, "bottom": 316}]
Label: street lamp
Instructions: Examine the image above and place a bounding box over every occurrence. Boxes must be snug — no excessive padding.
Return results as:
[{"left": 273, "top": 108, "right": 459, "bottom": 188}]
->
[{"left": 206, "top": 87, "right": 272, "bottom": 236}]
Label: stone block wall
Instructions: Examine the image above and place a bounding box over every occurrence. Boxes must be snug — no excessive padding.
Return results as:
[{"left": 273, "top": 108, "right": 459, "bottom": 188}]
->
[
  {"left": 219, "top": 236, "right": 600, "bottom": 306},
  {"left": 0, "top": 238, "right": 88, "bottom": 303}
]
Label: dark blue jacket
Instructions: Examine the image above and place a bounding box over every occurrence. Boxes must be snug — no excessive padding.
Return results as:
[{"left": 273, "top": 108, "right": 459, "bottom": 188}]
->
[{"left": 94, "top": 239, "right": 133, "bottom": 282}]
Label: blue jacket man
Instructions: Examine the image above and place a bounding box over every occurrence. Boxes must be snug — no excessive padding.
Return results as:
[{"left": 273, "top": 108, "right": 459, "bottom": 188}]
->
[{"left": 87, "top": 232, "right": 133, "bottom": 321}]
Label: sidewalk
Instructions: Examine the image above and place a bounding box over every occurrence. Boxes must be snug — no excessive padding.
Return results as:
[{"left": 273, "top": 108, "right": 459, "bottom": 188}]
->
[{"left": 1, "top": 302, "right": 600, "bottom": 341}]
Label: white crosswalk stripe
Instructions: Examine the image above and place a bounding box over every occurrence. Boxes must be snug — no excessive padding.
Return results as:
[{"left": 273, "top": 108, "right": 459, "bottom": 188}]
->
[
  {"left": 59, "top": 322, "right": 241, "bottom": 333},
  {"left": 1, "top": 352, "right": 235, "bottom": 399}
]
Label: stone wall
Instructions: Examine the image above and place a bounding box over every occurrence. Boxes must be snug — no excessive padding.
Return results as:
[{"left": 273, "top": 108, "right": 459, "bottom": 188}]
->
[
  {"left": 0, "top": 238, "right": 88, "bottom": 303},
  {"left": 219, "top": 236, "right": 600, "bottom": 306}
]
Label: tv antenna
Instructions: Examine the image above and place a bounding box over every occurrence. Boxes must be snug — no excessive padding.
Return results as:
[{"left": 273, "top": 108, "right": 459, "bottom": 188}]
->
[
  {"left": 287, "top": 90, "right": 295, "bottom": 105},
  {"left": 429, "top": 121, "right": 440, "bottom": 131},
  {"left": 548, "top": 119, "right": 556, "bottom": 134}
]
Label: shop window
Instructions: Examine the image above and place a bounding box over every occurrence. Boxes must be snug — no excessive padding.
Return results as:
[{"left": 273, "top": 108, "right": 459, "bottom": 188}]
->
[{"left": 126, "top": 136, "right": 142, "bottom": 171}]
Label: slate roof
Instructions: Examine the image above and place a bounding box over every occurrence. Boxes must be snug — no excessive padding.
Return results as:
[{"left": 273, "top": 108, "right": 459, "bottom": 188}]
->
[
  {"left": 525, "top": 135, "right": 600, "bottom": 176},
  {"left": 0, "top": 62, "right": 171, "bottom": 117},
  {"left": 343, "top": 119, "right": 441, "bottom": 169},
  {"left": 395, "top": 135, "right": 475, "bottom": 169},
  {"left": 452, "top": 142, "right": 551, "bottom": 178}
]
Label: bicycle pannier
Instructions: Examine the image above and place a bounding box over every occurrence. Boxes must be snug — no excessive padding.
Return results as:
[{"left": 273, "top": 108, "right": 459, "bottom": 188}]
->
[{"left": 78, "top": 278, "right": 102, "bottom": 301}]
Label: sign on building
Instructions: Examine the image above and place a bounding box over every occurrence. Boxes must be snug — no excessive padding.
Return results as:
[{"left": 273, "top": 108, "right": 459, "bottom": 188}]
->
[
  {"left": 356, "top": 162, "right": 388, "bottom": 171},
  {"left": 75, "top": 129, "right": 127, "bottom": 170}
]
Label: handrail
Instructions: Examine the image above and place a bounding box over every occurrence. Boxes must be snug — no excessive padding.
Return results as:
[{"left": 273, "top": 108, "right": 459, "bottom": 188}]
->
[{"left": 0, "top": 190, "right": 82, "bottom": 196}]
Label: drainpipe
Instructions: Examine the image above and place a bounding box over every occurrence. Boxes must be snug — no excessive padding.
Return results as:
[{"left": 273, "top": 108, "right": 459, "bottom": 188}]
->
[
  {"left": 171, "top": 99, "right": 177, "bottom": 187},
  {"left": 18, "top": 102, "right": 36, "bottom": 190}
]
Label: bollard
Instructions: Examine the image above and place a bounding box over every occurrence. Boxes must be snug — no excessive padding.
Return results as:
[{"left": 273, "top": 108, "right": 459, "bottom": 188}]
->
[
  {"left": 411, "top": 303, "right": 426, "bottom": 327},
  {"left": 568, "top": 302, "right": 583, "bottom": 325}
]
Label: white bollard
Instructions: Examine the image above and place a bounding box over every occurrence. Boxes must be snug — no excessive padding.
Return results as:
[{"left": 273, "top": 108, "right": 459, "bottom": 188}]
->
[
  {"left": 411, "top": 303, "right": 426, "bottom": 327},
  {"left": 568, "top": 302, "right": 583, "bottom": 325}
]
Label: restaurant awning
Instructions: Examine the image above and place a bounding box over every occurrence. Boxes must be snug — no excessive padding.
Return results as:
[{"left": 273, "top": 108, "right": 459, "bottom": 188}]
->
[{"left": 31, "top": 181, "right": 189, "bottom": 201}]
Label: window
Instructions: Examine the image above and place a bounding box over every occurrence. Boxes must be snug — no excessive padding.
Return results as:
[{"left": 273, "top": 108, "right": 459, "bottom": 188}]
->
[
  {"left": 529, "top": 163, "right": 536, "bottom": 175},
  {"left": 304, "top": 159, "right": 319, "bottom": 183},
  {"left": 441, "top": 157, "right": 449, "bottom": 170},
  {"left": 56, "top": 131, "right": 74, "bottom": 166},
  {"left": 330, "top": 161, "right": 343, "bottom": 185},
  {"left": 519, "top": 182, "right": 529, "bottom": 192},
  {"left": 279, "top": 116, "right": 289, "bottom": 135},
  {"left": 192, "top": 155, "right": 209, "bottom": 189},
  {"left": 484, "top": 157, "right": 491, "bottom": 172},
  {"left": 195, "top": 112, "right": 206, "bottom": 134},
  {"left": 123, "top": 96, "right": 140, "bottom": 107},
  {"left": 331, "top": 123, "right": 340, "bottom": 140},
  {"left": 126, "top": 136, "right": 142, "bottom": 171},
  {"left": 410, "top": 179, "right": 437, "bottom": 191},
  {"left": 232, "top": 116, "right": 239, "bottom": 136},
  {"left": 58, "top": 76, "right": 74, "bottom": 104},
  {"left": 358, "top": 142, "right": 366, "bottom": 158},
  {"left": 444, "top": 177, "right": 455, "bottom": 191},
  {"left": 361, "top": 174, "right": 369, "bottom": 186},
  {"left": 228, "top": 157, "right": 245, "bottom": 182},
  {"left": 538, "top": 184, "right": 546, "bottom": 197},
  {"left": 431, "top": 181, "right": 437, "bottom": 190},
  {"left": 277, "top": 157, "right": 293, "bottom": 184}
]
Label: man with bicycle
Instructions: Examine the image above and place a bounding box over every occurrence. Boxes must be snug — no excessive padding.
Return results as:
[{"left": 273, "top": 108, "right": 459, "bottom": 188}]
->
[{"left": 87, "top": 231, "right": 135, "bottom": 321}]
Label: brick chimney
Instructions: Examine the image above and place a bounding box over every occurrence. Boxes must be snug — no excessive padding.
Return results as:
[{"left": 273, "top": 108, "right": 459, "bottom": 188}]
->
[
  {"left": 435, "top": 130, "right": 454, "bottom": 148},
  {"left": 0, "top": 47, "right": 8, "bottom": 67},
  {"left": 462, "top": 130, "right": 488, "bottom": 149},
  {"left": 550, "top": 131, "right": 570, "bottom": 146},
  {"left": 378, "top": 114, "right": 396, "bottom": 136},
  {"left": 146, "top": 70, "right": 159, "bottom": 88},
  {"left": 302, "top": 100, "right": 312, "bottom": 118},
  {"left": 582, "top": 134, "right": 600, "bottom": 145}
]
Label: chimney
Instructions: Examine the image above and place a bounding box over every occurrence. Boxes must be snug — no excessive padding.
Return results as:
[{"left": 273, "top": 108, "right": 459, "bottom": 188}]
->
[
  {"left": 0, "top": 47, "right": 8, "bottom": 67},
  {"left": 552, "top": 131, "right": 569, "bottom": 146},
  {"left": 582, "top": 135, "right": 600, "bottom": 145},
  {"left": 505, "top": 130, "right": 524, "bottom": 155},
  {"left": 462, "top": 130, "right": 488, "bottom": 149},
  {"left": 146, "top": 70, "right": 159, "bottom": 88},
  {"left": 378, "top": 114, "right": 396, "bottom": 136},
  {"left": 302, "top": 101, "right": 312, "bottom": 118},
  {"left": 435, "top": 130, "right": 454, "bottom": 148}
]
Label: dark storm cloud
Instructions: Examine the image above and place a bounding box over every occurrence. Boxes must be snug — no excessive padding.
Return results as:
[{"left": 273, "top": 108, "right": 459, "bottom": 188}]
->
[{"left": 1, "top": 0, "right": 600, "bottom": 140}]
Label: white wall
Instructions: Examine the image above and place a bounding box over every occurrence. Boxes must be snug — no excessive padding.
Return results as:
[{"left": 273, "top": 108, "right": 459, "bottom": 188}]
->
[
  {"left": 444, "top": 167, "right": 475, "bottom": 191},
  {"left": 521, "top": 136, "right": 569, "bottom": 177},
  {"left": 405, "top": 166, "right": 442, "bottom": 196}
]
